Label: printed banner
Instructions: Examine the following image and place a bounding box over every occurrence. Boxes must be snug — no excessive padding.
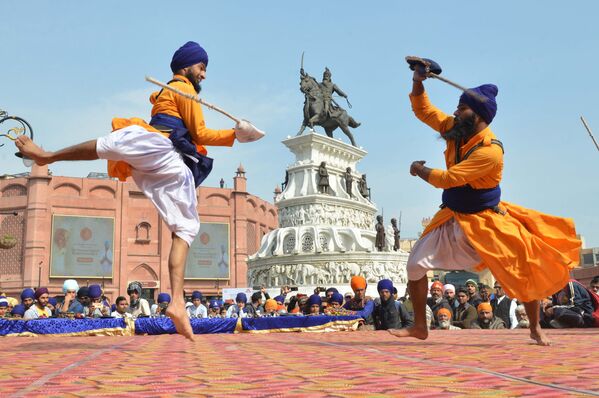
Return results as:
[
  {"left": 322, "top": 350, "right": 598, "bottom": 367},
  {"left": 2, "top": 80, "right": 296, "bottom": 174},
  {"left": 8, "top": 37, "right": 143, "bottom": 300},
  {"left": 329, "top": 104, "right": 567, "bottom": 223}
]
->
[
  {"left": 185, "top": 222, "right": 230, "bottom": 279},
  {"left": 50, "top": 215, "right": 114, "bottom": 278}
]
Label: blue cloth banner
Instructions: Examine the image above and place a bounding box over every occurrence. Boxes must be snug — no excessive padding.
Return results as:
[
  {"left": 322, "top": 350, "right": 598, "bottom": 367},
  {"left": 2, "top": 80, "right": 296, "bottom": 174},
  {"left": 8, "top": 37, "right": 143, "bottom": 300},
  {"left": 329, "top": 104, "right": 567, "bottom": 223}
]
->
[
  {"left": 0, "top": 318, "right": 127, "bottom": 336},
  {"left": 134, "top": 317, "right": 238, "bottom": 335}
]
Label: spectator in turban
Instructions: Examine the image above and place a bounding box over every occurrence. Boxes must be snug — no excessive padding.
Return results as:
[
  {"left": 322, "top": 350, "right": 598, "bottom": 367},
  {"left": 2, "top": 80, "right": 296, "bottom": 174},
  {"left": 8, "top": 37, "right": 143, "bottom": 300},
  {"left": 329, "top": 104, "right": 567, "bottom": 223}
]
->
[
  {"left": 436, "top": 308, "right": 460, "bottom": 330},
  {"left": 426, "top": 281, "right": 452, "bottom": 327},
  {"left": 20, "top": 288, "right": 36, "bottom": 310},
  {"left": 226, "top": 292, "right": 249, "bottom": 318},
  {"left": 56, "top": 279, "right": 79, "bottom": 315},
  {"left": 471, "top": 302, "right": 506, "bottom": 329},
  {"left": 23, "top": 287, "right": 52, "bottom": 320},
  {"left": 264, "top": 299, "right": 279, "bottom": 316},
  {"left": 328, "top": 292, "right": 344, "bottom": 310},
  {"left": 273, "top": 295, "right": 287, "bottom": 313},
  {"left": 307, "top": 294, "right": 322, "bottom": 315},
  {"left": 443, "top": 284, "right": 458, "bottom": 309},
  {"left": 153, "top": 293, "right": 172, "bottom": 317},
  {"left": 187, "top": 291, "right": 208, "bottom": 319},
  {"left": 0, "top": 297, "right": 8, "bottom": 318},
  {"left": 11, "top": 304, "right": 26, "bottom": 319},
  {"left": 343, "top": 276, "right": 375, "bottom": 326},
  {"left": 374, "top": 279, "right": 414, "bottom": 331},
  {"left": 88, "top": 284, "right": 110, "bottom": 318},
  {"left": 208, "top": 299, "right": 222, "bottom": 318}
]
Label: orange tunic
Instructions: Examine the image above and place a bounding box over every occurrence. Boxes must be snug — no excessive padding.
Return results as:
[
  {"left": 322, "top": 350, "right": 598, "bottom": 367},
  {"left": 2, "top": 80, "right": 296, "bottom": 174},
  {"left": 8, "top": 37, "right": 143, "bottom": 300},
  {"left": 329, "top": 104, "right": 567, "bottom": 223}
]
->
[
  {"left": 108, "top": 74, "right": 236, "bottom": 181},
  {"left": 411, "top": 92, "right": 581, "bottom": 302}
]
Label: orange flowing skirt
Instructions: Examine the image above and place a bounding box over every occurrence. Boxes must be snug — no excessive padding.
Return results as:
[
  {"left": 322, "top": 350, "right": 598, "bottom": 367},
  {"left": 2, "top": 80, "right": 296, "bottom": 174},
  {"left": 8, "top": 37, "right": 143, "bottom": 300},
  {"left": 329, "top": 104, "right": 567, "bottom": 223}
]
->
[{"left": 422, "top": 202, "right": 581, "bottom": 302}]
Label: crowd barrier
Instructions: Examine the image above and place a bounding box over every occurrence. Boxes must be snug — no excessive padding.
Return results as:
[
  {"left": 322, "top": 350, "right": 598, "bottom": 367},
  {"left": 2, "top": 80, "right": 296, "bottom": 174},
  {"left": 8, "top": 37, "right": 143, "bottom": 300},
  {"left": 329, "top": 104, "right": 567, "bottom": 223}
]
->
[{"left": 0, "top": 315, "right": 362, "bottom": 337}]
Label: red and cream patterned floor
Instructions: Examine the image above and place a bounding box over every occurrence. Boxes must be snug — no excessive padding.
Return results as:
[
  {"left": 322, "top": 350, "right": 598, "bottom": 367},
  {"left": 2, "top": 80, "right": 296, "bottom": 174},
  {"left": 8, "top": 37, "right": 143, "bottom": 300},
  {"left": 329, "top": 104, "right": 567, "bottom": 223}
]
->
[{"left": 1, "top": 328, "right": 598, "bottom": 397}]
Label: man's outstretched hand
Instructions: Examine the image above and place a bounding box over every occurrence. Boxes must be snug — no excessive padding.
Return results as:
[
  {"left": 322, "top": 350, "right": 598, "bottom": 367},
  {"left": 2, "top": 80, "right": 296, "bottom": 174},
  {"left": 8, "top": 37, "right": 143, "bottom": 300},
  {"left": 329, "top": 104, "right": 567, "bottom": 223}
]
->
[{"left": 234, "top": 120, "right": 265, "bottom": 143}]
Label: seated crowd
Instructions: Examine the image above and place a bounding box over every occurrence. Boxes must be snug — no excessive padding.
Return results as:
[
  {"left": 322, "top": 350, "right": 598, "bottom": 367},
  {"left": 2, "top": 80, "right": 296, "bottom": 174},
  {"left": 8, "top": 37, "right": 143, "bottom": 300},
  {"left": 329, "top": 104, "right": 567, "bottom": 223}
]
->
[{"left": 1, "top": 276, "right": 597, "bottom": 332}]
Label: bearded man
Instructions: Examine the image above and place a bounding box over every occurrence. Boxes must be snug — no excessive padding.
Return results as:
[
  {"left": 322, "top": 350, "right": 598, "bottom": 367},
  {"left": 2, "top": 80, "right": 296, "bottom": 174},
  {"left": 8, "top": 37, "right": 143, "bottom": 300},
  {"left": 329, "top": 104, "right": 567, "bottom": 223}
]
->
[
  {"left": 471, "top": 303, "right": 506, "bottom": 329},
  {"left": 389, "top": 62, "right": 580, "bottom": 346}
]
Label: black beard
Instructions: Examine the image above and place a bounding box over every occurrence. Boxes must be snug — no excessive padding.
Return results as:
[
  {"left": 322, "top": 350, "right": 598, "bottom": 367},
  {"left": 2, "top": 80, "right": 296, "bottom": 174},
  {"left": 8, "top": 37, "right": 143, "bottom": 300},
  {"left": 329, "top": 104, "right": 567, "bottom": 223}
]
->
[
  {"left": 184, "top": 70, "right": 202, "bottom": 94},
  {"left": 443, "top": 114, "right": 476, "bottom": 141}
]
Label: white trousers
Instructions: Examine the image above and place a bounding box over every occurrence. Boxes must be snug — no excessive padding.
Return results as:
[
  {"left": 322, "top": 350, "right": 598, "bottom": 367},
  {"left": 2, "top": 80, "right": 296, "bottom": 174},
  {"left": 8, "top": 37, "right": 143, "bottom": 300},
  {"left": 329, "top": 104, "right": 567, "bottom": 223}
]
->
[
  {"left": 96, "top": 125, "right": 200, "bottom": 246},
  {"left": 406, "top": 218, "right": 481, "bottom": 281}
]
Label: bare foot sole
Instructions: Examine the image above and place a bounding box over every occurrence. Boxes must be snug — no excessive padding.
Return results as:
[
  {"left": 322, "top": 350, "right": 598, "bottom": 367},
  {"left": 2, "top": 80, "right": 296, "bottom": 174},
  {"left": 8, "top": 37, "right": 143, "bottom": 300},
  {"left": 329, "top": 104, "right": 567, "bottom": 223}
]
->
[
  {"left": 166, "top": 305, "right": 195, "bottom": 341},
  {"left": 530, "top": 329, "right": 551, "bottom": 346},
  {"left": 388, "top": 327, "right": 428, "bottom": 340},
  {"left": 14, "top": 135, "right": 50, "bottom": 166}
]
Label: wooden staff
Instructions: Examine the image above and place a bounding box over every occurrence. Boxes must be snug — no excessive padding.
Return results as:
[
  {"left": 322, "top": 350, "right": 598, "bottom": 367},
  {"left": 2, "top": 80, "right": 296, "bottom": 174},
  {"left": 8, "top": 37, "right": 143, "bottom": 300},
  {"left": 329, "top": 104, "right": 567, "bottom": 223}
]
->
[
  {"left": 145, "top": 76, "right": 241, "bottom": 123},
  {"left": 580, "top": 116, "right": 599, "bottom": 152}
]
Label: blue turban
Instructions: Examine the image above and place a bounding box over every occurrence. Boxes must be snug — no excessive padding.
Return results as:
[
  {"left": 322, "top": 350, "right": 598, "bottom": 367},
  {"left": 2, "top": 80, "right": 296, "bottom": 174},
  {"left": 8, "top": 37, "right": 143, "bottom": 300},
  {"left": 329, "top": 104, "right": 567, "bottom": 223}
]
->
[
  {"left": 21, "top": 288, "right": 35, "bottom": 301},
  {"left": 308, "top": 294, "right": 322, "bottom": 306},
  {"left": 88, "top": 284, "right": 102, "bottom": 300},
  {"left": 11, "top": 304, "right": 26, "bottom": 316},
  {"left": 48, "top": 297, "right": 58, "bottom": 307},
  {"left": 325, "top": 287, "right": 339, "bottom": 295},
  {"left": 377, "top": 279, "right": 394, "bottom": 293},
  {"left": 235, "top": 292, "right": 247, "bottom": 304},
  {"left": 0, "top": 297, "right": 8, "bottom": 307},
  {"left": 209, "top": 299, "right": 220, "bottom": 309},
  {"left": 170, "top": 41, "right": 209, "bottom": 73},
  {"left": 274, "top": 295, "right": 285, "bottom": 304},
  {"left": 329, "top": 292, "right": 344, "bottom": 305},
  {"left": 191, "top": 291, "right": 203, "bottom": 300},
  {"left": 157, "top": 293, "right": 171, "bottom": 303},
  {"left": 459, "top": 84, "right": 498, "bottom": 124}
]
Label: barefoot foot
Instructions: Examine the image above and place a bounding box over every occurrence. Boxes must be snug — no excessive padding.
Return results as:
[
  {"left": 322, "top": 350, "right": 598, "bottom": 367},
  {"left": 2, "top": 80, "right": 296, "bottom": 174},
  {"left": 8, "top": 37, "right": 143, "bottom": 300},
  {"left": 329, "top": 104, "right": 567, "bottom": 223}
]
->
[
  {"left": 388, "top": 326, "right": 428, "bottom": 340},
  {"left": 166, "top": 303, "right": 195, "bottom": 341},
  {"left": 530, "top": 327, "right": 551, "bottom": 346},
  {"left": 14, "top": 135, "right": 50, "bottom": 166}
]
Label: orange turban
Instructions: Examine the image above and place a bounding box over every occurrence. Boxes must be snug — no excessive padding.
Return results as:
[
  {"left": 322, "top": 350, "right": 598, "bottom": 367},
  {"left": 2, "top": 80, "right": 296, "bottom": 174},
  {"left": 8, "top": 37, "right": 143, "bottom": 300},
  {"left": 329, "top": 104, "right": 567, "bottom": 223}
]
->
[
  {"left": 264, "top": 299, "right": 278, "bottom": 312},
  {"left": 430, "top": 281, "right": 444, "bottom": 291},
  {"left": 477, "top": 302, "right": 493, "bottom": 313},
  {"left": 350, "top": 276, "right": 367, "bottom": 291},
  {"left": 437, "top": 308, "right": 452, "bottom": 319}
]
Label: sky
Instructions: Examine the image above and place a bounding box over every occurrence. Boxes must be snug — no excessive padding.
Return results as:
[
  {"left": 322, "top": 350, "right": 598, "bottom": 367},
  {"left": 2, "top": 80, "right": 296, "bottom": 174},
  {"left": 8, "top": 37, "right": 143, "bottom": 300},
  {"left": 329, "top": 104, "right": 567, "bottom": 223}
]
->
[{"left": 2, "top": 1, "right": 598, "bottom": 247}]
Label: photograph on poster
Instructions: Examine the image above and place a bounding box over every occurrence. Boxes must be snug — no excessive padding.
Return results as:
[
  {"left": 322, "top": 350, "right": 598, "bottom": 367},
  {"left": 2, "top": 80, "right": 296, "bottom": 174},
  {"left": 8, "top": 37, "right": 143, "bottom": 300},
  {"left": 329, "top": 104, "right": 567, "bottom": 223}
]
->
[
  {"left": 50, "top": 215, "right": 114, "bottom": 278},
  {"left": 185, "top": 222, "right": 230, "bottom": 280}
]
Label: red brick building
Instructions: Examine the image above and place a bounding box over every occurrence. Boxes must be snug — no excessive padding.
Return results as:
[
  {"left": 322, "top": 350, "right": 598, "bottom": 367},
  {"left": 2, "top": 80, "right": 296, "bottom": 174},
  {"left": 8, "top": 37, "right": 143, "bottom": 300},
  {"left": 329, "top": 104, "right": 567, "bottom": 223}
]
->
[{"left": 0, "top": 164, "right": 277, "bottom": 302}]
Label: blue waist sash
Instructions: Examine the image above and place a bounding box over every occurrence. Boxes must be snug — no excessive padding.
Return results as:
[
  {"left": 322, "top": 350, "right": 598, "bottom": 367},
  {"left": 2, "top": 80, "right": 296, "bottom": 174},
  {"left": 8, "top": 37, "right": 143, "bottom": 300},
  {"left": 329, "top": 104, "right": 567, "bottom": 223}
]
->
[
  {"left": 149, "top": 113, "right": 213, "bottom": 187},
  {"left": 441, "top": 185, "right": 501, "bottom": 214}
]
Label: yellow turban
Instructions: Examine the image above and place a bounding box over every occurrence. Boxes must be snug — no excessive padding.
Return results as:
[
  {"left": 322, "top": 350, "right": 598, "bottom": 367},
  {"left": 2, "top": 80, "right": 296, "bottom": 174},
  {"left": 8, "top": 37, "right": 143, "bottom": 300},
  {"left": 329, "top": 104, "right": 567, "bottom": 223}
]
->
[
  {"left": 477, "top": 302, "right": 493, "bottom": 313},
  {"left": 6, "top": 297, "right": 18, "bottom": 306},
  {"left": 264, "top": 299, "right": 278, "bottom": 312},
  {"left": 350, "top": 276, "right": 367, "bottom": 291}
]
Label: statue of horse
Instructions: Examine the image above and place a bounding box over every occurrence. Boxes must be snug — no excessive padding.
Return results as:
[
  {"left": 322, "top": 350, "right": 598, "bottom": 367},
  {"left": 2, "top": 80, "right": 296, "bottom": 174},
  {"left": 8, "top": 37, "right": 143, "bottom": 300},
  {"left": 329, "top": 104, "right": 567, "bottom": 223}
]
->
[{"left": 297, "top": 75, "right": 360, "bottom": 146}]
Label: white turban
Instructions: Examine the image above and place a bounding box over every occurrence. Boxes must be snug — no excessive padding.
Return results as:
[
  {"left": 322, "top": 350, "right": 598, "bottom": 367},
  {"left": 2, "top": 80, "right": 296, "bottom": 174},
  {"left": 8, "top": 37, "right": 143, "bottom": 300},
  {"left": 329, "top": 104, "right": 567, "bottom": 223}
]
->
[
  {"left": 443, "top": 284, "right": 455, "bottom": 293},
  {"left": 62, "top": 279, "right": 79, "bottom": 293}
]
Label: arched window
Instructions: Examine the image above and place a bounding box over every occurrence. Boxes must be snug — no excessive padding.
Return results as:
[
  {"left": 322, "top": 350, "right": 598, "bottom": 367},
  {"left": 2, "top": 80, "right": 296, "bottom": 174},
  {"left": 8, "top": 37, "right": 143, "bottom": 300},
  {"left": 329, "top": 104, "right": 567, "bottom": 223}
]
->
[
  {"left": 319, "top": 232, "right": 329, "bottom": 252},
  {"left": 135, "top": 222, "right": 151, "bottom": 243},
  {"left": 301, "top": 233, "right": 314, "bottom": 252},
  {"left": 283, "top": 234, "right": 296, "bottom": 255}
]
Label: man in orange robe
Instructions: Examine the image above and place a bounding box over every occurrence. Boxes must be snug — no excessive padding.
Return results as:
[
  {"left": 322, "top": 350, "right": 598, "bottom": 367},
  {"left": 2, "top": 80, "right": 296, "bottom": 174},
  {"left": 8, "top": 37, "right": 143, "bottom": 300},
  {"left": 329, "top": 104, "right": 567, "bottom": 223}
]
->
[
  {"left": 15, "top": 41, "right": 261, "bottom": 340},
  {"left": 389, "top": 64, "right": 581, "bottom": 345}
]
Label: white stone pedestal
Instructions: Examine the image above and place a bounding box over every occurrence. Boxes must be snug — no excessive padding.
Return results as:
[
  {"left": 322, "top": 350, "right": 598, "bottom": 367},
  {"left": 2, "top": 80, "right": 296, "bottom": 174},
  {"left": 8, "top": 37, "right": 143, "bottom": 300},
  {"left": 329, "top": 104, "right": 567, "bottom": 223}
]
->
[{"left": 247, "top": 132, "right": 408, "bottom": 293}]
